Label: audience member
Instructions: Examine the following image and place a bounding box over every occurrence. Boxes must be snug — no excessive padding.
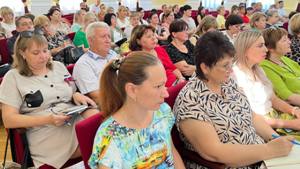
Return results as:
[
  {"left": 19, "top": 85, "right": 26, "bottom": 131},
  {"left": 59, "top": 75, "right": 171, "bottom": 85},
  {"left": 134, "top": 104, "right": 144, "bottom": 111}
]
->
[
  {"left": 250, "top": 12, "right": 266, "bottom": 31},
  {"left": 222, "top": 14, "right": 243, "bottom": 44},
  {"left": 116, "top": 5, "right": 130, "bottom": 30},
  {"left": 104, "top": 13, "right": 126, "bottom": 52},
  {"left": 71, "top": 9, "right": 87, "bottom": 32},
  {"left": 265, "top": 10, "right": 280, "bottom": 28},
  {"left": 0, "top": 6, "right": 16, "bottom": 38},
  {"left": 136, "top": 7, "right": 148, "bottom": 25},
  {"left": 238, "top": 4, "right": 249, "bottom": 23},
  {"left": 233, "top": 30, "right": 300, "bottom": 140},
  {"left": 161, "top": 10, "right": 175, "bottom": 32},
  {"left": 7, "top": 15, "right": 34, "bottom": 63},
  {"left": 0, "top": 30, "right": 97, "bottom": 168},
  {"left": 90, "top": 0, "right": 101, "bottom": 14},
  {"left": 129, "top": 25, "right": 185, "bottom": 87},
  {"left": 89, "top": 52, "right": 185, "bottom": 169},
  {"left": 73, "top": 12, "right": 97, "bottom": 51},
  {"left": 196, "top": 6, "right": 206, "bottom": 25},
  {"left": 159, "top": 4, "right": 168, "bottom": 21},
  {"left": 148, "top": 12, "right": 169, "bottom": 46},
  {"left": 216, "top": 5, "right": 226, "bottom": 29},
  {"left": 47, "top": 6, "right": 71, "bottom": 35},
  {"left": 172, "top": 4, "right": 181, "bottom": 19},
  {"left": 80, "top": 0, "right": 89, "bottom": 11},
  {"left": 190, "top": 15, "right": 217, "bottom": 46},
  {"left": 106, "top": 6, "right": 114, "bottom": 14},
  {"left": 166, "top": 19, "right": 195, "bottom": 79},
  {"left": 276, "top": 0, "right": 288, "bottom": 23},
  {"left": 287, "top": 13, "right": 300, "bottom": 64},
  {"left": 34, "top": 15, "right": 71, "bottom": 63},
  {"left": 181, "top": 4, "right": 196, "bottom": 33},
  {"left": 254, "top": 2, "right": 263, "bottom": 12},
  {"left": 173, "top": 31, "right": 293, "bottom": 169},
  {"left": 124, "top": 12, "right": 139, "bottom": 38},
  {"left": 261, "top": 27, "right": 300, "bottom": 107},
  {"left": 73, "top": 22, "right": 117, "bottom": 104},
  {"left": 246, "top": 7, "right": 255, "bottom": 19},
  {"left": 231, "top": 5, "right": 239, "bottom": 15}
]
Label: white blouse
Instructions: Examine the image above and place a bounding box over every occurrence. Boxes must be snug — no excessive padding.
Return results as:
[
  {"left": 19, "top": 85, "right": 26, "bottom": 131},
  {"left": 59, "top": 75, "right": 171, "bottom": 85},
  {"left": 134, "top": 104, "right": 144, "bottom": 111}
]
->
[{"left": 233, "top": 65, "right": 273, "bottom": 115}]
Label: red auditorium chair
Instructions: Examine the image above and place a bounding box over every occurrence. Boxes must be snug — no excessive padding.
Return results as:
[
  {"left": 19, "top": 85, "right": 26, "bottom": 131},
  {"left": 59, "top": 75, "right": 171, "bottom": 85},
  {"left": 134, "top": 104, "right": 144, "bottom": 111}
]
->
[
  {"left": 165, "top": 82, "right": 226, "bottom": 169},
  {"left": 67, "top": 32, "right": 76, "bottom": 41},
  {"left": 75, "top": 113, "right": 104, "bottom": 169},
  {"left": 0, "top": 38, "right": 10, "bottom": 64},
  {"left": 7, "top": 128, "right": 82, "bottom": 169},
  {"left": 66, "top": 63, "right": 75, "bottom": 74}
]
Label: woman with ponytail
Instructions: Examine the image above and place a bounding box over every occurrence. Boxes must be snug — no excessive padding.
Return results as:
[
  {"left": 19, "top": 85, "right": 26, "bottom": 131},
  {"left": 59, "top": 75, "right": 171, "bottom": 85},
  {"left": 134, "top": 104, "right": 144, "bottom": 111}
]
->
[{"left": 89, "top": 51, "right": 185, "bottom": 169}]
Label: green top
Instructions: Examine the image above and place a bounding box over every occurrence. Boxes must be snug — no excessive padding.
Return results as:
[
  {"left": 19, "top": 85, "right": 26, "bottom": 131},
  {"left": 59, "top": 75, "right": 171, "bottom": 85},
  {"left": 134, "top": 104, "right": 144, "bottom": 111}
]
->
[
  {"left": 260, "top": 56, "right": 300, "bottom": 100},
  {"left": 73, "top": 29, "right": 89, "bottom": 48}
]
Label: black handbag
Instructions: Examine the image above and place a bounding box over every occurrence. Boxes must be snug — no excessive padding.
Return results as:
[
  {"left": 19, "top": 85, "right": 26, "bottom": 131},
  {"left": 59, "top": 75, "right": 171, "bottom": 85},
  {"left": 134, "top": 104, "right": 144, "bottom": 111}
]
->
[
  {"left": 53, "top": 46, "right": 84, "bottom": 65},
  {"left": 64, "top": 46, "right": 85, "bottom": 64}
]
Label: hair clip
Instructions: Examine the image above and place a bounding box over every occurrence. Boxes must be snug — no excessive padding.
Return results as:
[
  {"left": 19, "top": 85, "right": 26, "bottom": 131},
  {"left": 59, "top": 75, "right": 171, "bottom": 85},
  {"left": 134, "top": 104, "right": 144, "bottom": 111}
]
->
[{"left": 111, "top": 58, "right": 124, "bottom": 71}]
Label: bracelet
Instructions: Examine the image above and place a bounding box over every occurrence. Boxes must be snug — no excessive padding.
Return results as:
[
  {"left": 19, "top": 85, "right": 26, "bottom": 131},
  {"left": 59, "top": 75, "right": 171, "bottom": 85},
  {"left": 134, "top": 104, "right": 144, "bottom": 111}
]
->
[{"left": 291, "top": 107, "right": 299, "bottom": 116}]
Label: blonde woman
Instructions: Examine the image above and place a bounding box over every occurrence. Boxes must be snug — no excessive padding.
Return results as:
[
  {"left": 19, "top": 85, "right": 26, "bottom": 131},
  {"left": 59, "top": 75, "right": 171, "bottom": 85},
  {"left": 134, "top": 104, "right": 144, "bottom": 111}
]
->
[
  {"left": 0, "top": 6, "right": 15, "bottom": 38},
  {"left": 116, "top": 5, "right": 129, "bottom": 30},
  {"left": 250, "top": 12, "right": 266, "bottom": 31},
  {"left": 190, "top": 15, "right": 218, "bottom": 46},
  {"left": 233, "top": 30, "right": 300, "bottom": 140}
]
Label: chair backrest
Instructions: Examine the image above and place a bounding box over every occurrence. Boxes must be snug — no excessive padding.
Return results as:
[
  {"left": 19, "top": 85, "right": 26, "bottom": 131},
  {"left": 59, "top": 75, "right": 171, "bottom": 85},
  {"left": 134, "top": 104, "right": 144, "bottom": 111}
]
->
[
  {"left": 75, "top": 113, "right": 104, "bottom": 169},
  {"left": 0, "top": 38, "right": 9, "bottom": 64},
  {"left": 67, "top": 32, "right": 76, "bottom": 41},
  {"left": 66, "top": 64, "right": 75, "bottom": 75},
  {"left": 165, "top": 81, "right": 187, "bottom": 108}
]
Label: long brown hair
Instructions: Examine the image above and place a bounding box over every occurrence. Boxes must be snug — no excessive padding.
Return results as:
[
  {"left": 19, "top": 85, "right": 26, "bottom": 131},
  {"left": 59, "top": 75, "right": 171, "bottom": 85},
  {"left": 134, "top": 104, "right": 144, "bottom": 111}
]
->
[{"left": 99, "top": 51, "right": 159, "bottom": 117}]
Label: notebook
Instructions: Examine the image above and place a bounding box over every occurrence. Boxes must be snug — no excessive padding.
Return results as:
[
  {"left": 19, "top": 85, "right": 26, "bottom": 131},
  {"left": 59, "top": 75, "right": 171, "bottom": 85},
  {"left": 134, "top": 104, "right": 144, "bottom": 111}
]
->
[
  {"left": 264, "top": 145, "right": 300, "bottom": 167},
  {"left": 60, "top": 105, "right": 88, "bottom": 116}
]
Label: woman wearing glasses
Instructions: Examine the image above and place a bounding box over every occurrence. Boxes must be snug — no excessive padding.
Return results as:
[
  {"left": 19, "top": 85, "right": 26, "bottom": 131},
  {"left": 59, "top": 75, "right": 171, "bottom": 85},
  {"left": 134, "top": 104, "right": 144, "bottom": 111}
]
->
[
  {"left": 233, "top": 30, "right": 300, "bottom": 140},
  {"left": 173, "top": 31, "right": 293, "bottom": 169},
  {"left": 0, "top": 31, "right": 97, "bottom": 168}
]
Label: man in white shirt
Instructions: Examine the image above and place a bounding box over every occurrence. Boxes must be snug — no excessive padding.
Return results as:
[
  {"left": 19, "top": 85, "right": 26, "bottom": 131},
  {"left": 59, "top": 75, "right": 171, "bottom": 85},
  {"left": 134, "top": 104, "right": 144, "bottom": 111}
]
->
[{"left": 73, "top": 22, "right": 117, "bottom": 104}]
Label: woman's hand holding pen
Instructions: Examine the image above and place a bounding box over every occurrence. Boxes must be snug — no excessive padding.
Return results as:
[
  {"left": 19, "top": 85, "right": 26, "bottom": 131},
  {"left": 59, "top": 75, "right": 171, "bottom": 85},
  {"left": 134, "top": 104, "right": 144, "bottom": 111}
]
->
[{"left": 266, "top": 135, "right": 294, "bottom": 158}]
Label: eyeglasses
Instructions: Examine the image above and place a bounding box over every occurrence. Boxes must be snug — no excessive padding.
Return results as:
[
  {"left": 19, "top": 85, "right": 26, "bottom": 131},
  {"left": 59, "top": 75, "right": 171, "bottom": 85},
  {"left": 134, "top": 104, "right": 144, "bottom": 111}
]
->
[{"left": 19, "top": 28, "right": 44, "bottom": 38}]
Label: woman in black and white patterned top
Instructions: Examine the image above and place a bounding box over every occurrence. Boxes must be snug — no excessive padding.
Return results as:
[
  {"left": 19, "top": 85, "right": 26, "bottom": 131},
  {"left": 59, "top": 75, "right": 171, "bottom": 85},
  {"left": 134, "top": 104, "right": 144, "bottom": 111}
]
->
[{"left": 173, "top": 31, "right": 293, "bottom": 169}]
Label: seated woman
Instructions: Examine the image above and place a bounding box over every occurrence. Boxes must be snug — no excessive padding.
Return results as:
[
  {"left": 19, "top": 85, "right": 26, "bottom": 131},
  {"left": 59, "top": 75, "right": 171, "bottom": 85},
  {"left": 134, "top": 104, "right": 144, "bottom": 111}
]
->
[
  {"left": 286, "top": 13, "right": 300, "bottom": 64},
  {"left": 0, "top": 6, "right": 15, "bottom": 38},
  {"left": 73, "top": 12, "right": 97, "bottom": 51},
  {"left": 233, "top": 30, "right": 300, "bottom": 140},
  {"left": 190, "top": 15, "right": 218, "bottom": 46},
  {"left": 104, "top": 13, "right": 126, "bottom": 53},
  {"left": 89, "top": 52, "right": 185, "bottom": 169},
  {"left": 47, "top": 6, "right": 71, "bottom": 35},
  {"left": 71, "top": 9, "right": 87, "bottom": 32},
  {"left": 129, "top": 25, "right": 185, "bottom": 87},
  {"left": 250, "top": 12, "right": 266, "bottom": 32},
  {"left": 173, "top": 31, "right": 293, "bottom": 168},
  {"left": 149, "top": 12, "right": 169, "bottom": 46},
  {"left": 0, "top": 31, "right": 98, "bottom": 168},
  {"left": 166, "top": 19, "right": 195, "bottom": 79},
  {"left": 34, "top": 15, "right": 71, "bottom": 64},
  {"left": 261, "top": 28, "right": 300, "bottom": 107},
  {"left": 221, "top": 14, "right": 244, "bottom": 44}
]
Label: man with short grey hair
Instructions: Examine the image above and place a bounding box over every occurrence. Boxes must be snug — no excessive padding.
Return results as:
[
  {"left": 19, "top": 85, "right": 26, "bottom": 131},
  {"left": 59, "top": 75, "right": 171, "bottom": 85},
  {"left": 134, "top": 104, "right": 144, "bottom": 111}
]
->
[{"left": 73, "top": 21, "right": 117, "bottom": 104}]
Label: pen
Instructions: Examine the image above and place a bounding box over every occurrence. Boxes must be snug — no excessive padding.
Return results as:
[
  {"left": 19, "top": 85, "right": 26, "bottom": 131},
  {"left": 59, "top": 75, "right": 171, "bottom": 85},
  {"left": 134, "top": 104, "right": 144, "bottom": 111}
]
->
[{"left": 272, "top": 134, "right": 300, "bottom": 145}]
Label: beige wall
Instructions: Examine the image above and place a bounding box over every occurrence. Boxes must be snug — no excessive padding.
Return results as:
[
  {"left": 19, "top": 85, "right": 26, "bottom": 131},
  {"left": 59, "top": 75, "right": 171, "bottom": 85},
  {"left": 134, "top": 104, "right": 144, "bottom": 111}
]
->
[{"left": 285, "top": 0, "right": 299, "bottom": 13}]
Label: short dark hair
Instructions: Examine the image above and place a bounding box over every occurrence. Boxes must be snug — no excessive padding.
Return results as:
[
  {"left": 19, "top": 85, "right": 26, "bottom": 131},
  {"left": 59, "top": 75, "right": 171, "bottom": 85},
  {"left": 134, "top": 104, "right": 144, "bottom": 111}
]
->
[
  {"left": 194, "top": 31, "right": 235, "bottom": 80},
  {"left": 129, "top": 24, "right": 155, "bottom": 51},
  {"left": 181, "top": 4, "right": 192, "bottom": 12},
  {"left": 104, "top": 13, "right": 116, "bottom": 26},
  {"left": 225, "top": 14, "right": 243, "bottom": 30},
  {"left": 169, "top": 19, "right": 188, "bottom": 39},
  {"left": 47, "top": 6, "right": 60, "bottom": 17}
]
